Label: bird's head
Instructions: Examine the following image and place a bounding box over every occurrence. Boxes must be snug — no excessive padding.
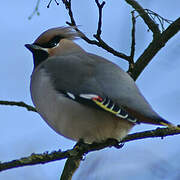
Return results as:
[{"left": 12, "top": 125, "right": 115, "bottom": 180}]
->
[{"left": 25, "top": 26, "right": 83, "bottom": 68}]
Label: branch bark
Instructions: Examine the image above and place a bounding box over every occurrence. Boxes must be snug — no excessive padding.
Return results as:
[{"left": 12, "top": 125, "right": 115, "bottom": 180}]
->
[
  {"left": 60, "top": 156, "right": 81, "bottom": 180},
  {"left": 1, "top": 127, "right": 180, "bottom": 172},
  {"left": 94, "top": 0, "right": 106, "bottom": 38},
  {"left": 0, "top": 100, "right": 36, "bottom": 112}
]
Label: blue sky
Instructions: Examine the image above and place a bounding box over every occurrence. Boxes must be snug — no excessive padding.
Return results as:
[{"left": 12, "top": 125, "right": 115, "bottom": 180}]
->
[{"left": 1, "top": 0, "right": 180, "bottom": 179}]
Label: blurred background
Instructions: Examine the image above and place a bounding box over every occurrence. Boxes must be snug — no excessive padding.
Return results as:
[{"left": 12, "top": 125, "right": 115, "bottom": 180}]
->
[{"left": 0, "top": 0, "right": 180, "bottom": 179}]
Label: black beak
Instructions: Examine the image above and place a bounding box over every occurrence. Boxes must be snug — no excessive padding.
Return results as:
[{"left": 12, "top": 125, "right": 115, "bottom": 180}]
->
[
  {"left": 25, "top": 43, "right": 49, "bottom": 68},
  {"left": 25, "top": 44, "right": 44, "bottom": 53}
]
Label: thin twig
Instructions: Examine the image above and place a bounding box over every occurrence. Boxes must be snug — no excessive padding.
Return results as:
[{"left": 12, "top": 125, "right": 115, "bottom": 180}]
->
[
  {"left": 0, "top": 100, "right": 37, "bottom": 112},
  {"left": 94, "top": 0, "right": 106, "bottom": 38},
  {"left": 47, "top": 0, "right": 59, "bottom": 8},
  {"left": 1, "top": 127, "right": 180, "bottom": 172},
  {"left": 62, "top": 0, "right": 76, "bottom": 26},
  {"left": 130, "top": 11, "right": 136, "bottom": 61},
  {"left": 128, "top": 10, "right": 136, "bottom": 73},
  {"left": 28, "top": 0, "right": 41, "bottom": 20},
  {"left": 144, "top": 9, "right": 173, "bottom": 31}
]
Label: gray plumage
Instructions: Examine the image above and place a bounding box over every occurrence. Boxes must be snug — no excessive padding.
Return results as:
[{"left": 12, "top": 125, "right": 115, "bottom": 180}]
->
[{"left": 42, "top": 52, "right": 162, "bottom": 121}]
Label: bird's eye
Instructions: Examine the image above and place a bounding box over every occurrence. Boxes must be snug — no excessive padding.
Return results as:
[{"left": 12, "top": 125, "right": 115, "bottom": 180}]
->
[
  {"left": 49, "top": 41, "right": 58, "bottom": 48},
  {"left": 47, "top": 36, "right": 61, "bottom": 48},
  {"left": 39, "top": 36, "right": 61, "bottom": 48}
]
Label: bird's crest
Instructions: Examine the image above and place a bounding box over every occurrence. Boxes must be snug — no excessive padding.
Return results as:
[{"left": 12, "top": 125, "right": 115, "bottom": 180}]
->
[{"left": 34, "top": 26, "right": 82, "bottom": 45}]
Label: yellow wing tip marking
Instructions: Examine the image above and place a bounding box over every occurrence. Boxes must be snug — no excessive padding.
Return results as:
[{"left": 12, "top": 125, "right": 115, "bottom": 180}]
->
[
  {"left": 160, "top": 122, "right": 180, "bottom": 130},
  {"left": 92, "top": 98, "right": 116, "bottom": 114},
  {"left": 92, "top": 97, "right": 137, "bottom": 123}
]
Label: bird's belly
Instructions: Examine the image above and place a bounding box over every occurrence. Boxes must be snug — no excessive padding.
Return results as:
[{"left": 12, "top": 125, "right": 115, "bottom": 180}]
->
[{"left": 30, "top": 69, "right": 134, "bottom": 143}]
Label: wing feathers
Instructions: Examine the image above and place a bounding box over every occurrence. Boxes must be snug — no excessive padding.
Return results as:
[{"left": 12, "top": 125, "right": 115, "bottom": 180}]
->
[{"left": 63, "top": 91, "right": 138, "bottom": 124}]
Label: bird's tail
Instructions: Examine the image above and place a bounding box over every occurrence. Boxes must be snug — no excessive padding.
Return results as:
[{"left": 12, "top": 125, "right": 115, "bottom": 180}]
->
[{"left": 159, "top": 119, "right": 180, "bottom": 130}]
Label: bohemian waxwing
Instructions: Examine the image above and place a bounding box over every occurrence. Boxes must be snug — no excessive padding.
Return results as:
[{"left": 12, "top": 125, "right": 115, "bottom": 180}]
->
[{"left": 25, "top": 27, "right": 177, "bottom": 143}]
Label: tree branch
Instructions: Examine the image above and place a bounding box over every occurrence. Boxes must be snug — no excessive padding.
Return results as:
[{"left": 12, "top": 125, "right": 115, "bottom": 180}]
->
[
  {"left": 129, "top": 17, "right": 180, "bottom": 80},
  {"left": 62, "top": 0, "right": 76, "bottom": 26},
  {"left": 60, "top": 156, "right": 81, "bottom": 180},
  {"left": 62, "top": 0, "right": 131, "bottom": 62},
  {"left": 62, "top": 0, "right": 180, "bottom": 81},
  {"left": 160, "top": 17, "right": 180, "bottom": 43},
  {"left": 1, "top": 127, "right": 180, "bottom": 172},
  {"left": 0, "top": 100, "right": 37, "bottom": 112},
  {"left": 124, "top": 0, "right": 180, "bottom": 80}
]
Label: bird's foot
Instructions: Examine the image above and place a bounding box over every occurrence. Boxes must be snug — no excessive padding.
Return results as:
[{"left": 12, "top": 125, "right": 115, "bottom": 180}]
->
[{"left": 106, "top": 138, "right": 125, "bottom": 149}]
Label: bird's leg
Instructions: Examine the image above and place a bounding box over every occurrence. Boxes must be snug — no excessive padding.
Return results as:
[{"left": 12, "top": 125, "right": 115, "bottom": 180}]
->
[{"left": 73, "top": 139, "right": 87, "bottom": 160}]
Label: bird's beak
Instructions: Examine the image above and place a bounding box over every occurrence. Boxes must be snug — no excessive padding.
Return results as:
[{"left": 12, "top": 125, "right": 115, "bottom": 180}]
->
[{"left": 25, "top": 44, "right": 48, "bottom": 54}]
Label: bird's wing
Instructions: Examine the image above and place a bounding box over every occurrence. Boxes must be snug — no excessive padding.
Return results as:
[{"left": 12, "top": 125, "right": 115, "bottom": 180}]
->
[{"left": 42, "top": 52, "right": 172, "bottom": 126}]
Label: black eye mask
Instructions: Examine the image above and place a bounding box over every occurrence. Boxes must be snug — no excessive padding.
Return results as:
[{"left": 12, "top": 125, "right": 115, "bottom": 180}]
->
[{"left": 35, "top": 35, "right": 63, "bottom": 48}]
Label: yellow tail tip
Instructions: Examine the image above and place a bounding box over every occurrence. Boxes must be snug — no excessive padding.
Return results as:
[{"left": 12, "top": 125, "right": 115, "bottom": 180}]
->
[{"left": 160, "top": 122, "right": 180, "bottom": 130}]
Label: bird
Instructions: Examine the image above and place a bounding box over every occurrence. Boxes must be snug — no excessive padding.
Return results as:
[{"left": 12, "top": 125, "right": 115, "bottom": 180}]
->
[{"left": 25, "top": 26, "right": 178, "bottom": 144}]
